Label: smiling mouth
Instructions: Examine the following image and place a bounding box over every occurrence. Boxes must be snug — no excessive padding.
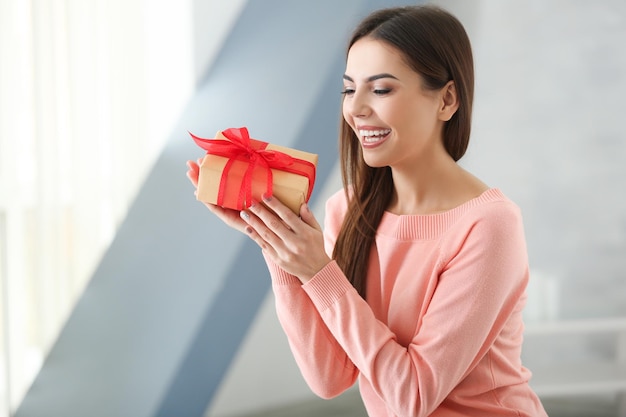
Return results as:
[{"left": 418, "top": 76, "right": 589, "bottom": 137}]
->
[{"left": 359, "top": 129, "right": 391, "bottom": 145}]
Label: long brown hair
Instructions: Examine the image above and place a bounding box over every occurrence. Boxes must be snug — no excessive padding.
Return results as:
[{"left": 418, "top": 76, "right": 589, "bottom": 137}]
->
[{"left": 332, "top": 5, "right": 475, "bottom": 299}]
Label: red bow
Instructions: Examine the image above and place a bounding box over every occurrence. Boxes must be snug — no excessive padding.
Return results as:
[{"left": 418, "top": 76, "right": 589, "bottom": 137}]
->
[{"left": 190, "top": 127, "right": 315, "bottom": 210}]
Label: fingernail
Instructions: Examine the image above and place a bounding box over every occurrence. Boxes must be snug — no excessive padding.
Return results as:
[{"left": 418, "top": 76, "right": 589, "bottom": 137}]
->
[
  {"left": 240, "top": 211, "right": 250, "bottom": 220},
  {"left": 262, "top": 193, "right": 272, "bottom": 202}
]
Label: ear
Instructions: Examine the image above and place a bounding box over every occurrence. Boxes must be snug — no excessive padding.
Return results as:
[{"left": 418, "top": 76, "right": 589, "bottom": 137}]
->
[{"left": 438, "top": 80, "right": 459, "bottom": 122}]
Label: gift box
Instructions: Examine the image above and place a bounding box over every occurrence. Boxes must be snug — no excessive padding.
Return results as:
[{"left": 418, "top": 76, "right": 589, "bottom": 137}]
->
[{"left": 191, "top": 127, "right": 318, "bottom": 214}]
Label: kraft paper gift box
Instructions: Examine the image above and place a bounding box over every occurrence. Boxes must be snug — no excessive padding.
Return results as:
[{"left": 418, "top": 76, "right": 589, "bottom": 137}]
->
[{"left": 191, "top": 127, "right": 318, "bottom": 215}]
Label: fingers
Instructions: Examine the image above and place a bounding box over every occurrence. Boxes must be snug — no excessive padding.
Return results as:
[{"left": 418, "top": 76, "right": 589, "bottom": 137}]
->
[
  {"left": 186, "top": 160, "right": 199, "bottom": 187},
  {"left": 241, "top": 195, "right": 322, "bottom": 243},
  {"left": 249, "top": 195, "right": 303, "bottom": 240},
  {"left": 258, "top": 194, "right": 306, "bottom": 234},
  {"left": 299, "top": 202, "right": 321, "bottom": 231},
  {"left": 240, "top": 195, "right": 318, "bottom": 248},
  {"left": 239, "top": 209, "right": 276, "bottom": 255},
  {"left": 240, "top": 201, "right": 286, "bottom": 250},
  {"left": 240, "top": 197, "right": 329, "bottom": 281},
  {"left": 187, "top": 157, "right": 320, "bottom": 265}
]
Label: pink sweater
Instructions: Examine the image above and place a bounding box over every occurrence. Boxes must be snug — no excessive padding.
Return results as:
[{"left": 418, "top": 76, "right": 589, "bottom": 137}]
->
[{"left": 266, "top": 188, "right": 547, "bottom": 417}]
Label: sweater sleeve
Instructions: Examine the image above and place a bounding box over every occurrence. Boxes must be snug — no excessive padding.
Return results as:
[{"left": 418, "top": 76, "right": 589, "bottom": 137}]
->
[
  {"left": 301, "top": 200, "right": 529, "bottom": 417},
  {"left": 266, "top": 190, "right": 358, "bottom": 398}
]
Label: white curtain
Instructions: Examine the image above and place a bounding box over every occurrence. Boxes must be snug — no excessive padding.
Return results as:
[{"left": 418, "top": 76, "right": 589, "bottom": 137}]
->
[{"left": 0, "top": 0, "right": 194, "bottom": 414}]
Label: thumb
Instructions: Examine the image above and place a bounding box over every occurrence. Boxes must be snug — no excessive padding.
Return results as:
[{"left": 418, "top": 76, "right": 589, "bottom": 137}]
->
[{"left": 299, "top": 203, "right": 321, "bottom": 231}]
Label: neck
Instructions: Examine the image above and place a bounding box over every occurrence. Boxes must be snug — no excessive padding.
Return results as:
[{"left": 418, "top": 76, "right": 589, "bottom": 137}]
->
[
  {"left": 388, "top": 152, "right": 456, "bottom": 215},
  {"left": 387, "top": 150, "right": 487, "bottom": 215}
]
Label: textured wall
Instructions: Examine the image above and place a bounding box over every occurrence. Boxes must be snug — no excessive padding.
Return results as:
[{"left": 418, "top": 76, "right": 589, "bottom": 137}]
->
[{"left": 436, "top": 0, "right": 626, "bottom": 321}]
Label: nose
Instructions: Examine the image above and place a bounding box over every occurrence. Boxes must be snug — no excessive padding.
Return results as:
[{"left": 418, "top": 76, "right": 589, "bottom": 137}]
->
[{"left": 343, "top": 90, "right": 370, "bottom": 119}]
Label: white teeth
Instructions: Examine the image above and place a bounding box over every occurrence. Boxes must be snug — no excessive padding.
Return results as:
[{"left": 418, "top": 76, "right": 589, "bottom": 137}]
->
[
  {"left": 359, "top": 129, "right": 390, "bottom": 137},
  {"left": 359, "top": 129, "right": 390, "bottom": 143}
]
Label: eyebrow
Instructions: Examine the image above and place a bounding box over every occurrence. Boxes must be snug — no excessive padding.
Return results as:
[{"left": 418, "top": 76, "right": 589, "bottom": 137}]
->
[{"left": 342, "top": 73, "right": 399, "bottom": 83}]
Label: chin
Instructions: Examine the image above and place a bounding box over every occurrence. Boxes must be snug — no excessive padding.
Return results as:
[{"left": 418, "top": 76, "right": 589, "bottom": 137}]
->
[{"left": 362, "top": 157, "right": 388, "bottom": 169}]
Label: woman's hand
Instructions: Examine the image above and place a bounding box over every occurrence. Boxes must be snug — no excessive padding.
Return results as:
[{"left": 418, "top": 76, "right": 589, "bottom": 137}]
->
[
  {"left": 240, "top": 195, "right": 331, "bottom": 283},
  {"left": 186, "top": 159, "right": 248, "bottom": 233},
  {"left": 186, "top": 159, "right": 331, "bottom": 282}
]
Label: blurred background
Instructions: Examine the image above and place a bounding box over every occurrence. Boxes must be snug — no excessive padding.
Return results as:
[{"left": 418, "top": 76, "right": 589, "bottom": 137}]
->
[{"left": 0, "top": 0, "right": 625, "bottom": 416}]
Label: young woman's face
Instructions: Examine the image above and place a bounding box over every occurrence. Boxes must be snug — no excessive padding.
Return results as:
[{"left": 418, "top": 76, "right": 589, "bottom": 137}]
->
[{"left": 342, "top": 37, "right": 444, "bottom": 169}]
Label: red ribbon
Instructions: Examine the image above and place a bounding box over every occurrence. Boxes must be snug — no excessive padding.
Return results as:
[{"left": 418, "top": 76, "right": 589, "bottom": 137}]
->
[{"left": 190, "top": 127, "right": 316, "bottom": 210}]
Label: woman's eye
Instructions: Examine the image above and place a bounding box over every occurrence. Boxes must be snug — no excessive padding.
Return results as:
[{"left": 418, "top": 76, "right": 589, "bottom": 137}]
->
[{"left": 341, "top": 87, "right": 391, "bottom": 96}]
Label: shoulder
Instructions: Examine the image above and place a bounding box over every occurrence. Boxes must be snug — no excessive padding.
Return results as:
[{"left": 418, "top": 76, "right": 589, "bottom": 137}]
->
[
  {"left": 448, "top": 189, "right": 527, "bottom": 256},
  {"left": 442, "top": 189, "right": 526, "bottom": 250},
  {"left": 460, "top": 189, "right": 522, "bottom": 224},
  {"left": 472, "top": 190, "right": 523, "bottom": 229}
]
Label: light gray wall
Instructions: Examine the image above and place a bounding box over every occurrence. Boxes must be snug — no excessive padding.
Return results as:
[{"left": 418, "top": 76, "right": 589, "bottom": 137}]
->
[{"left": 444, "top": 0, "right": 626, "bottom": 321}]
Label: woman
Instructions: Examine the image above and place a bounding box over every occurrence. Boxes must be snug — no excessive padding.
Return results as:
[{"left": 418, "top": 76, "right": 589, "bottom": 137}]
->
[{"left": 187, "top": 5, "right": 547, "bottom": 417}]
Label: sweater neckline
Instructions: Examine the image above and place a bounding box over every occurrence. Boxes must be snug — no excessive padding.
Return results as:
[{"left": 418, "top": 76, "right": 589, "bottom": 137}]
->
[{"left": 378, "top": 188, "right": 505, "bottom": 240}]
